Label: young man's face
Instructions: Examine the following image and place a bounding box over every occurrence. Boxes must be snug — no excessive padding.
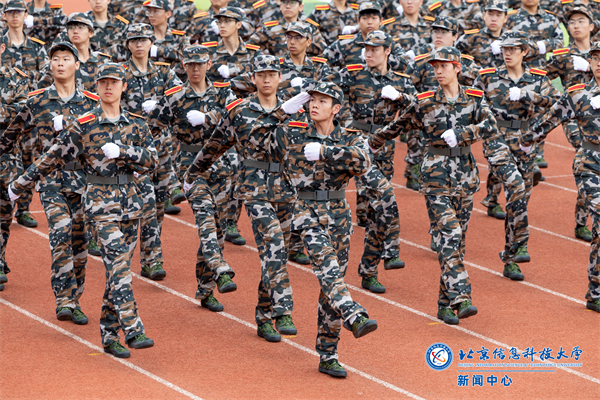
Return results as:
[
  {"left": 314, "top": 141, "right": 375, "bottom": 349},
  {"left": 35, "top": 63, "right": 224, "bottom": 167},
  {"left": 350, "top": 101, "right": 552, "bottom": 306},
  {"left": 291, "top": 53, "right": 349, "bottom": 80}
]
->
[
  {"left": 591, "top": 52, "right": 600, "bottom": 79},
  {"left": 184, "top": 61, "right": 211, "bottom": 84},
  {"left": 483, "top": 10, "right": 507, "bottom": 32},
  {"left": 67, "top": 23, "right": 94, "bottom": 46},
  {"left": 280, "top": 0, "right": 303, "bottom": 20},
  {"left": 145, "top": 6, "right": 171, "bottom": 26},
  {"left": 97, "top": 78, "right": 126, "bottom": 104},
  {"left": 309, "top": 92, "right": 340, "bottom": 123},
  {"left": 211, "top": 0, "right": 228, "bottom": 9},
  {"left": 251, "top": 70, "right": 282, "bottom": 96},
  {"left": 431, "top": 28, "right": 457, "bottom": 48},
  {"left": 216, "top": 17, "right": 241, "bottom": 39},
  {"left": 502, "top": 45, "right": 527, "bottom": 69},
  {"left": 568, "top": 13, "right": 594, "bottom": 41},
  {"left": 3, "top": 10, "right": 26, "bottom": 29},
  {"left": 286, "top": 31, "right": 310, "bottom": 56},
  {"left": 400, "top": 0, "right": 423, "bottom": 16},
  {"left": 364, "top": 45, "right": 390, "bottom": 68},
  {"left": 127, "top": 37, "right": 153, "bottom": 59},
  {"left": 431, "top": 61, "right": 459, "bottom": 85},
  {"left": 51, "top": 50, "right": 80, "bottom": 81},
  {"left": 357, "top": 13, "right": 381, "bottom": 35},
  {"left": 88, "top": 0, "right": 110, "bottom": 14},
  {"left": 522, "top": 0, "right": 539, "bottom": 8}
]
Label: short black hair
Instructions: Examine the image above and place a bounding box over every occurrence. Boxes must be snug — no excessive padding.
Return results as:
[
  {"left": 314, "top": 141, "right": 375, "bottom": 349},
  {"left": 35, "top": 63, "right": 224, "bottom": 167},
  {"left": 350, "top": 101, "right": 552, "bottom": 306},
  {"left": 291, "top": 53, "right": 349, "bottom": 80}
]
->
[{"left": 358, "top": 10, "right": 381, "bottom": 19}]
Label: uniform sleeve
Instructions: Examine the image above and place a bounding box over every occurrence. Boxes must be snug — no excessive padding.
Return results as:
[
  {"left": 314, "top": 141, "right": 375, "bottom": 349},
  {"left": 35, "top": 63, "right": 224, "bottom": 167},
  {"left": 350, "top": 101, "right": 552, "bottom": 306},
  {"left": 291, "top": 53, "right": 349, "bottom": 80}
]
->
[
  {"left": 248, "top": 30, "right": 271, "bottom": 54},
  {"left": 117, "top": 120, "right": 159, "bottom": 171},
  {"left": 521, "top": 91, "right": 574, "bottom": 146},
  {"left": 320, "top": 134, "right": 372, "bottom": 176},
  {"left": 369, "top": 98, "right": 419, "bottom": 149},
  {"left": 322, "top": 41, "right": 343, "bottom": 70},
  {"left": 522, "top": 75, "right": 561, "bottom": 115},
  {"left": 229, "top": 72, "right": 257, "bottom": 96},
  {"left": 0, "top": 100, "right": 35, "bottom": 155},
  {"left": 453, "top": 96, "right": 498, "bottom": 145},
  {"left": 541, "top": 18, "right": 564, "bottom": 53}
]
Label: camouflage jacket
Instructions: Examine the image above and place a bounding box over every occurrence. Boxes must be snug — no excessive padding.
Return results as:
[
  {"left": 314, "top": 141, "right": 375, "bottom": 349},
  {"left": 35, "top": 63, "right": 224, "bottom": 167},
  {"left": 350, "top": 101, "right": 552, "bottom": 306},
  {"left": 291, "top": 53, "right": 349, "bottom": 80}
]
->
[
  {"left": 412, "top": 52, "right": 480, "bottom": 92},
  {"left": 0, "top": 86, "right": 98, "bottom": 194},
  {"left": 381, "top": 13, "right": 434, "bottom": 51},
  {"left": 454, "top": 27, "right": 506, "bottom": 70},
  {"left": 185, "top": 94, "right": 296, "bottom": 203},
  {"left": 247, "top": 19, "right": 328, "bottom": 58},
  {"left": 108, "top": 27, "right": 189, "bottom": 66},
  {"left": 0, "top": 32, "right": 49, "bottom": 91},
  {"left": 423, "top": 0, "right": 484, "bottom": 31},
  {"left": 147, "top": 79, "right": 237, "bottom": 180},
  {"left": 187, "top": 5, "right": 255, "bottom": 44},
  {"left": 38, "top": 50, "right": 112, "bottom": 93},
  {"left": 371, "top": 85, "right": 498, "bottom": 196},
  {"left": 170, "top": 0, "right": 199, "bottom": 31},
  {"left": 203, "top": 38, "right": 261, "bottom": 83},
  {"left": 109, "top": 0, "right": 144, "bottom": 23},
  {"left": 24, "top": 1, "right": 67, "bottom": 48},
  {"left": 546, "top": 42, "right": 593, "bottom": 90},
  {"left": 10, "top": 107, "right": 158, "bottom": 222},
  {"left": 275, "top": 119, "right": 370, "bottom": 233},
  {"left": 244, "top": 0, "right": 286, "bottom": 27},
  {"left": 52, "top": 12, "right": 130, "bottom": 53},
  {"left": 306, "top": 2, "right": 360, "bottom": 45}
]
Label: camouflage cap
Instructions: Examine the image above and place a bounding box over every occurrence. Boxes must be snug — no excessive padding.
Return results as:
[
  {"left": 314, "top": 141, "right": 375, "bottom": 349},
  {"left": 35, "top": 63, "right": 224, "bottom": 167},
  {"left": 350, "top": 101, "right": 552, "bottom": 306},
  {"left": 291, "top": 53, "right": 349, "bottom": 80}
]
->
[
  {"left": 126, "top": 23, "right": 155, "bottom": 41},
  {"left": 49, "top": 42, "right": 79, "bottom": 62},
  {"left": 589, "top": 41, "right": 600, "bottom": 55},
  {"left": 67, "top": 12, "right": 94, "bottom": 29},
  {"left": 253, "top": 54, "right": 281, "bottom": 73},
  {"left": 142, "top": 0, "right": 171, "bottom": 11},
  {"left": 3, "top": 0, "right": 26, "bottom": 12},
  {"left": 182, "top": 44, "right": 210, "bottom": 64},
  {"left": 431, "top": 16, "right": 459, "bottom": 33},
  {"left": 428, "top": 46, "right": 462, "bottom": 65},
  {"left": 364, "top": 30, "right": 393, "bottom": 47},
  {"left": 308, "top": 82, "right": 344, "bottom": 104},
  {"left": 485, "top": 0, "right": 508, "bottom": 13},
  {"left": 358, "top": 2, "right": 381, "bottom": 14},
  {"left": 96, "top": 62, "right": 126, "bottom": 82},
  {"left": 215, "top": 6, "right": 245, "bottom": 22},
  {"left": 566, "top": 5, "right": 594, "bottom": 22},
  {"left": 286, "top": 21, "right": 311, "bottom": 37},
  {"left": 500, "top": 30, "right": 529, "bottom": 48}
]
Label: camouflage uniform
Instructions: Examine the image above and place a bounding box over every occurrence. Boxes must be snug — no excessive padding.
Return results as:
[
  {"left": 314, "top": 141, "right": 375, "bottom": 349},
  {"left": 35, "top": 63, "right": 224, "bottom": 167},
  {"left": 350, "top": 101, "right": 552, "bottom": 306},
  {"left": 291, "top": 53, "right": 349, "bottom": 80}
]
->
[
  {"left": 370, "top": 47, "right": 498, "bottom": 311},
  {"left": 0, "top": 64, "right": 29, "bottom": 289},
  {"left": 423, "top": 0, "right": 484, "bottom": 31},
  {"left": 9, "top": 62, "right": 158, "bottom": 346},
  {"left": 455, "top": 27, "right": 507, "bottom": 69},
  {"left": 381, "top": 12, "right": 434, "bottom": 51},
  {"left": 187, "top": 3, "right": 256, "bottom": 44},
  {"left": 109, "top": 0, "right": 145, "bottom": 23},
  {"left": 73, "top": 11, "right": 130, "bottom": 53},
  {"left": 24, "top": 1, "right": 67, "bottom": 48},
  {"left": 202, "top": 38, "right": 261, "bottom": 84},
  {"left": 184, "top": 56, "right": 296, "bottom": 326},
  {"left": 170, "top": 0, "right": 199, "bottom": 31},
  {"left": 306, "top": 2, "right": 360, "bottom": 45}
]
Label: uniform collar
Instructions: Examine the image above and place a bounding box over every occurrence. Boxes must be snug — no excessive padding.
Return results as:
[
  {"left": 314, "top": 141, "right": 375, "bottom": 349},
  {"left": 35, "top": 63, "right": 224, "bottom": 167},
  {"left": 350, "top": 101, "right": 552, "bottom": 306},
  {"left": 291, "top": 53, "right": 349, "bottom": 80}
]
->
[
  {"left": 248, "top": 93, "right": 284, "bottom": 115},
  {"left": 27, "top": 1, "right": 51, "bottom": 13},
  {"left": 497, "top": 65, "right": 535, "bottom": 83},
  {"left": 216, "top": 38, "right": 248, "bottom": 55},
  {"left": 184, "top": 79, "right": 217, "bottom": 98},
  {"left": 45, "top": 85, "right": 86, "bottom": 103},
  {"left": 126, "top": 59, "right": 158, "bottom": 78},
  {"left": 434, "top": 85, "right": 470, "bottom": 104},
  {"left": 281, "top": 54, "right": 315, "bottom": 71},
  {"left": 96, "top": 107, "right": 131, "bottom": 125},
  {"left": 3, "top": 32, "right": 34, "bottom": 49},
  {"left": 306, "top": 121, "right": 342, "bottom": 142}
]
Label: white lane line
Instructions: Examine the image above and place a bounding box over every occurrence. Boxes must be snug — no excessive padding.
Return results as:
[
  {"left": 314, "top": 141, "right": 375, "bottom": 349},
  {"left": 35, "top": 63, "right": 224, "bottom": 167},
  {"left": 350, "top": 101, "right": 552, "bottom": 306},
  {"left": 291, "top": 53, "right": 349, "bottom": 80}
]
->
[
  {"left": 18, "top": 226, "right": 424, "bottom": 400},
  {"left": 544, "top": 175, "right": 576, "bottom": 179},
  {"left": 545, "top": 141, "right": 575, "bottom": 151},
  {"left": 162, "top": 215, "right": 600, "bottom": 385},
  {"left": 539, "top": 181, "right": 578, "bottom": 193},
  {"left": 0, "top": 298, "right": 204, "bottom": 400}
]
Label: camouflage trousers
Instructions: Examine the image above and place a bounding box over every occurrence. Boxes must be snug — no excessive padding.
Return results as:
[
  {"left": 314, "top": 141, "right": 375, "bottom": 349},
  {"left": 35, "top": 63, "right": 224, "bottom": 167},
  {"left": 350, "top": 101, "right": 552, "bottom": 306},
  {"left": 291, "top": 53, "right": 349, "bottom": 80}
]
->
[
  {"left": 137, "top": 175, "right": 164, "bottom": 268},
  {"left": 427, "top": 194, "right": 474, "bottom": 309},
  {"left": 481, "top": 141, "right": 529, "bottom": 264},
  {"left": 0, "top": 155, "right": 22, "bottom": 276},
  {"left": 357, "top": 161, "right": 401, "bottom": 278},
  {"left": 93, "top": 218, "right": 146, "bottom": 345},
  {"left": 188, "top": 177, "right": 234, "bottom": 300},
  {"left": 573, "top": 150, "right": 600, "bottom": 301},
  {"left": 301, "top": 226, "right": 367, "bottom": 361},
  {"left": 564, "top": 121, "right": 589, "bottom": 227},
  {"left": 404, "top": 128, "right": 424, "bottom": 180},
  {"left": 15, "top": 134, "right": 37, "bottom": 216},
  {"left": 40, "top": 190, "right": 87, "bottom": 313},
  {"left": 245, "top": 200, "right": 294, "bottom": 325},
  {"left": 225, "top": 149, "right": 243, "bottom": 225}
]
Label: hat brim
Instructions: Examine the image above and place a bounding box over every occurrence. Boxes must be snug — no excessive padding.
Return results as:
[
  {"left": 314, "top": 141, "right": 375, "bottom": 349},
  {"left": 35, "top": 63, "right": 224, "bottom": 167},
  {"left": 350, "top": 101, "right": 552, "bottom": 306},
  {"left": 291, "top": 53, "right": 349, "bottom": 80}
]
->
[
  {"left": 285, "top": 28, "right": 309, "bottom": 37},
  {"left": 216, "top": 15, "right": 242, "bottom": 22},
  {"left": 49, "top": 45, "right": 79, "bottom": 61},
  {"left": 427, "top": 58, "right": 461, "bottom": 65},
  {"left": 96, "top": 74, "right": 125, "bottom": 82},
  {"left": 183, "top": 58, "right": 210, "bottom": 64}
]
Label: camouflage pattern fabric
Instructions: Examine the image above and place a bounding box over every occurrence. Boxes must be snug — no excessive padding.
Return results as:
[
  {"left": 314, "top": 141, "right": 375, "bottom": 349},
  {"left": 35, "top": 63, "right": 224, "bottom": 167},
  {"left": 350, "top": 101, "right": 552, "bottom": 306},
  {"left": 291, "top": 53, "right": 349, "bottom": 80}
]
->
[
  {"left": 381, "top": 13, "right": 434, "bottom": 50},
  {"left": 412, "top": 52, "right": 480, "bottom": 92},
  {"left": 247, "top": 19, "right": 328, "bottom": 58},
  {"left": 1, "top": 32, "right": 49, "bottom": 91},
  {"left": 24, "top": 1, "right": 67, "bottom": 48},
  {"left": 202, "top": 39, "right": 261, "bottom": 84},
  {"left": 188, "top": 5, "right": 255, "bottom": 44},
  {"left": 306, "top": 2, "right": 359, "bottom": 45},
  {"left": 423, "top": 0, "right": 484, "bottom": 31},
  {"left": 454, "top": 27, "right": 507, "bottom": 69},
  {"left": 38, "top": 50, "right": 112, "bottom": 92}
]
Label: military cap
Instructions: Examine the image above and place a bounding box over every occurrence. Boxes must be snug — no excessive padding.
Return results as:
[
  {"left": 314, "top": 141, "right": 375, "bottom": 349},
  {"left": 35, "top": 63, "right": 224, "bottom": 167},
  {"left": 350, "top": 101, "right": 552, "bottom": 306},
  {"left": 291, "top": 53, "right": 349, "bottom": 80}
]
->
[
  {"left": 566, "top": 5, "right": 594, "bottom": 22},
  {"left": 428, "top": 46, "right": 462, "bottom": 65},
  {"left": 182, "top": 44, "right": 210, "bottom": 64},
  {"left": 126, "top": 23, "right": 155, "bottom": 41},
  {"left": 66, "top": 12, "right": 94, "bottom": 29},
  {"left": 358, "top": 2, "right": 381, "bottom": 14},
  {"left": 286, "top": 21, "right": 311, "bottom": 38},
  {"left": 96, "top": 62, "right": 126, "bottom": 81},
  {"left": 215, "top": 6, "right": 245, "bottom": 22},
  {"left": 485, "top": 0, "right": 507, "bottom": 13},
  {"left": 431, "top": 16, "right": 459, "bottom": 33},
  {"left": 142, "top": 0, "right": 171, "bottom": 11},
  {"left": 308, "top": 82, "right": 344, "bottom": 104},
  {"left": 3, "top": 0, "right": 26, "bottom": 12},
  {"left": 589, "top": 41, "right": 600, "bottom": 55},
  {"left": 500, "top": 30, "right": 529, "bottom": 48},
  {"left": 49, "top": 42, "right": 79, "bottom": 62},
  {"left": 364, "top": 30, "right": 393, "bottom": 47},
  {"left": 253, "top": 54, "right": 281, "bottom": 73}
]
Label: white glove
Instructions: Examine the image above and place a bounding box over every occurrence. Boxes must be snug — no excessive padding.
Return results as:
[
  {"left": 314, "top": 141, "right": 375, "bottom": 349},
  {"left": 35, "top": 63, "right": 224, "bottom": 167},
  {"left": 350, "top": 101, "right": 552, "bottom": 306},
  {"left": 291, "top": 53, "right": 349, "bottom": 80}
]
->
[
  {"left": 290, "top": 77, "right": 304, "bottom": 87},
  {"left": 183, "top": 181, "right": 193, "bottom": 192},
  {"left": 101, "top": 143, "right": 120, "bottom": 159},
  {"left": 53, "top": 115, "right": 63, "bottom": 132},
  {"left": 281, "top": 92, "right": 311, "bottom": 114},
  {"left": 186, "top": 110, "right": 206, "bottom": 126},
  {"left": 491, "top": 40, "right": 502, "bottom": 55},
  {"left": 590, "top": 96, "right": 600, "bottom": 109},
  {"left": 509, "top": 87, "right": 522, "bottom": 101},
  {"left": 364, "top": 137, "right": 378, "bottom": 154},
  {"left": 142, "top": 100, "right": 158, "bottom": 113},
  {"left": 304, "top": 142, "right": 322, "bottom": 161},
  {"left": 519, "top": 143, "right": 532, "bottom": 153},
  {"left": 537, "top": 41, "right": 546, "bottom": 55},
  {"left": 405, "top": 50, "right": 415, "bottom": 60},
  {"left": 218, "top": 65, "right": 230, "bottom": 79},
  {"left": 8, "top": 185, "right": 19, "bottom": 201},
  {"left": 381, "top": 85, "right": 400, "bottom": 101},
  {"left": 342, "top": 25, "right": 358, "bottom": 34},
  {"left": 361, "top": 48, "right": 365, "bottom": 61},
  {"left": 572, "top": 55, "right": 590, "bottom": 72},
  {"left": 211, "top": 20, "right": 220, "bottom": 35},
  {"left": 150, "top": 45, "right": 158, "bottom": 58},
  {"left": 134, "top": 171, "right": 139, "bottom": 178},
  {"left": 24, "top": 15, "right": 34, "bottom": 29},
  {"left": 396, "top": 5, "right": 404, "bottom": 16},
  {"left": 441, "top": 129, "right": 458, "bottom": 147}
]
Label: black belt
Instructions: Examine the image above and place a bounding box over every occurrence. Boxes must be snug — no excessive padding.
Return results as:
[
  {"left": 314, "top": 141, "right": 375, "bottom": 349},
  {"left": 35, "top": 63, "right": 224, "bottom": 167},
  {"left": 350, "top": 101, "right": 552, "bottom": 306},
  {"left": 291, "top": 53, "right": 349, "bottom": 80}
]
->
[
  {"left": 497, "top": 120, "right": 529, "bottom": 130},
  {"left": 298, "top": 190, "right": 345, "bottom": 201},
  {"left": 180, "top": 143, "right": 203, "bottom": 153},
  {"left": 582, "top": 141, "right": 600, "bottom": 152},
  {"left": 87, "top": 174, "right": 134, "bottom": 185},
  {"left": 243, "top": 159, "right": 282, "bottom": 173},
  {"left": 63, "top": 161, "right": 82, "bottom": 171},
  {"left": 351, "top": 121, "right": 382, "bottom": 134},
  {"left": 427, "top": 145, "right": 471, "bottom": 157}
]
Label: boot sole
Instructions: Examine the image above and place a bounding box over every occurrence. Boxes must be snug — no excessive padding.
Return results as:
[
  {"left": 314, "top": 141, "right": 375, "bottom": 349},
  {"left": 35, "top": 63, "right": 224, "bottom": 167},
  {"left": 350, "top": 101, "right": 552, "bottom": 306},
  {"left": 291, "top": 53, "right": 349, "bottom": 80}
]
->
[
  {"left": 503, "top": 270, "right": 524, "bottom": 281},
  {"left": 536, "top": 162, "right": 548, "bottom": 169},
  {"left": 353, "top": 320, "right": 378, "bottom": 339},
  {"left": 277, "top": 327, "right": 297, "bottom": 335},
  {"left": 88, "top": 249, "right": 102, "bottom": 257},
  {"left": 457, "top": 306, "right": 478, "bottom": 319},
  {"left": 104, "top": 347, "right": 130, "bottom": 358},
  {"left": 257, "top": 329, "right": 281, "bottom": 342},
  {"left": 172, "top": 193, "right": 186, "bottom": 205},
  {"left": 384, "top": 261, "right": 405, "bottom": 270},
  {"left": 128, "top": 339, "right": 155, "bottom": 349},
  {"left": 487, "top": 211, "right": 506, "bottom": 220},
  {"left": 586, "top": 302, "right": 600, "bottom": 312},
  {"left": 514, "top": 255, "right": 530, "bottom": 263},
  {"left": 225, "top": 233, "right": 240, "bottom": 240},
  {"left": 218, "top": 282, "right": 237, "bottom": 294},
  {"left": 141, "top": 270, "right": 167, "bottom": 281},
  {"left": 200, "top": 302, "right": 224, "bottom": 312},
  {"left": 72, "top": 316, "right": 89, "bottom": 325},
  {"left": 0, "top": 275, "right": 7, "bottom": 284},
  {"left": 361, "top": 281, "right": 386, "bottom": 293},
  {"left": 164, "top": 207, "right": 181, "bottom": 215},
  {"left": 17, "top": 221, "right": 38, "bottom": 228},
  {"left": 533, "top": 169, "right": 542, "bottom": 186},
  {"left": 318, "top": 365, "right": 347, "bottom": 378},
  {"left": 57, "top": 310, "right": 73, "bottom": 321},
  {"left": 575, "top": 234, "right": 592, "bottom": 243},
  {"left": 437, "top": 313, "right": 459, "bottom": 325},
  {"left": 0, "top": 284, "right": 4, "bottom": 291},
  {"left": 230, "top": 238, "right": 246, "bottom": 246}
]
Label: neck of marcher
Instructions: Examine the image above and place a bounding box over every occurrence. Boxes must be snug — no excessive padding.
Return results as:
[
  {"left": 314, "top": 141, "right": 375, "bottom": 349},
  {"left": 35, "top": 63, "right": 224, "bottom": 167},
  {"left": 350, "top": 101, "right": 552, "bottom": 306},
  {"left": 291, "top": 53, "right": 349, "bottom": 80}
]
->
[
  {"left": 74, "top": 43, "right": 91, "bottom": 63},
  {"left": 222, "top": 34, "right": 240, "bottom": 55},
  {"left": 441, "top": 79, "right": 460, "bottom": 99},
  {"left": 54, "top": 78, "right": 76, "bottom": 99},
  {"left": 257, "top": 91, "right": 278, "bottom": 110},
  {"left": 132, "top": 55, "right": 149, "bottom": 73},
  {"left": 506, "top": 63, "right": 524, "bottom": 81},
  {"left": 101, "top": 101, "right": 121, "bottom": 119},
  {"left": 314, "top": 117, "right": 335, "bottom": 137},
  {"left": 574, "top": 37, "right": 591, "bottom": 52},
  {"left": 190, "top": 78, "right": 208, "bottom": 94}
]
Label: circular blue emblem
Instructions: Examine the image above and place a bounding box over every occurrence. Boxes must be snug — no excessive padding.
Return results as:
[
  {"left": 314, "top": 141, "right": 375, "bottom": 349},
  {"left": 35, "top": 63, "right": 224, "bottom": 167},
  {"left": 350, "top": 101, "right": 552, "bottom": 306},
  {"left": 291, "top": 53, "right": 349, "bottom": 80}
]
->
[{"left": 425, "top": 343, "right": 453, "bottom": 371}]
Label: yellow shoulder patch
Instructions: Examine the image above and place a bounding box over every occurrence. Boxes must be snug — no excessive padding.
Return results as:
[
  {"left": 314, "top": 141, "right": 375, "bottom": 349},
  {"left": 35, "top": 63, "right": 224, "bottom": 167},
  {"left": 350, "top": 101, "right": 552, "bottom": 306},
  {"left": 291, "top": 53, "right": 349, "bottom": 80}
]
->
[
  {"left": 530, "top": 68, "right": 547, "bottom": 76},
  {"left": 417, "top": 91, "right": 434, "bottom": 100},
  {"left": 288, "top": 121, "right": 308, "bottom": 128},
  {"left": 78, "top": 113, "right": 95, "bottom": 124},
  {"left": 127, "top": 111, "right": 144, "bottom": 119},
  {"left": 30, "top": 37, "right": 46, "bottom": 45},
  {"left": 213, "top": 82, "right": 230, "bottom": 88},
  {"left": 346, "top": 64, "right": 363, "bottom": 71},
  {"left": 13, "top": 67, "right": 27, "bottom": 78},
  {"left": 393, "top": 71, "right": 410, "bottom": 78},
  {"left": 305, "top": 18, "right": 319, "bottom": 27},
  {"left": 154, "top": 61, "right": 171, "bottom": 66},
  {"left": 315, "top": 5, "right": 330, "bottom": 10},
  {"left": 479, "top": 68, "right": 496, "bottom": 75},
  {"left": 552, "top": 48, "right": 569, "bottom": 56},
  {"left": 98, "top": 52, "right": 111, "bottom": 58},
  {"left": 193, "top": 11, "right": 208, "bottom": 18},
  {"left": 253, "top": 0, "right": 266, "bottom": 8},
  {"left": 202, "top": 41, "right": 218, "bottom": 47},
  {"left": 27, "top": 88, "right": 45, "bottom": 97},
  {"left": 382, "top": 17, "right": 396, "bottom": 26},
  {"left": 264, "top": 21, "right": 279, "bottom": 28},
  {"left": 508, "top": 9, "right": 518, "bottom": 15},
  {"left": 464, "top": 29, "right": 480, "bottom": 35},
  {"left": 466, "top": 88, "right": 483, "bottom": 97},
  {"left": 350, "top": 3, "right": 359, "bottom": 10},
  {"left": 429, "top": 2, "right": 442, "bottom": 11},
  {"left": 310, "top": 56, "right": 327, "bottom": 64},
  {"left": 461, "top": 54, "right": 474, "bottom": 61},
  {"left": 423, "top": 16, "right": 435, "bottom": 22},
  {"left": 338, "top": 34, "right": 355, "bottom": 40},
  {"left": 245, "top": 44, "right": 260, "bottom": 51},
  {"left": 172, "top": 29, "right": 185, "bottom": 35},
  {"left": 414, "top": 53, "right": 430, "bottom": 61},
  {"left": 115, "top": 15, "right": 129, "bottom": 24},
  {"left": 49, "top": 4, "right": 63, "bottom": 9},
  {"left": 226, "top": 98, "right": 244, "bottom": 111}
]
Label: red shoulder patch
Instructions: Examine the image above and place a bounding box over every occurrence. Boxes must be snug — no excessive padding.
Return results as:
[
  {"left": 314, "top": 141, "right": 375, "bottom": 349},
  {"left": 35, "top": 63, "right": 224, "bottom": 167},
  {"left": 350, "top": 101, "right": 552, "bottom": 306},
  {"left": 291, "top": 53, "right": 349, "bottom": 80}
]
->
[
  {"left": 78, "top": 114, "right": 95, "bottom": 124},
  {"left": 226, "top": 98, "right": 244, "bottom": 111},
  {"left": 83, "top": 91, "right": 100, "bottom": 101}
]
